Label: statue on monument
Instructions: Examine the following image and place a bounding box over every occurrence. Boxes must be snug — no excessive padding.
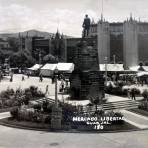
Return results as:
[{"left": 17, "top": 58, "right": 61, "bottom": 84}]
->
[{"left": 82, "top": 14, "right": 91, "bottom": 38}]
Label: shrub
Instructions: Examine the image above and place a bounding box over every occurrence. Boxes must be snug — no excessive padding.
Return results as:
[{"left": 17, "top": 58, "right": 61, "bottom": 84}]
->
[
  {"left": 10, "top": 107, "right": 19, "bottom": 119},
  {"left": 131, "top": 88, "right": 141, "bottom": 95},
  {"left": 28, "top": 86, "right": 45, "bottom": 98},
  {"left": 17, "top": 107, "right": 35, "bottom": 121},
  {"left": 0, "top": 86, "right": 45, "bottom": 109},
  {"left": 138, "top": 101, "right": 148, "bottom": 111},
  {"left": 33, "top": 103, "right": 42, "bottom": 111},
  {"left": 142, "top": 89, "right": 148, "bottom": 100},
  {"left": 44, "top": 115, "right": 51, "bottom": 124},
  {"left": 42, "top": 100, "right": 49, "bottom": 112},
  {"left": 0, "top": 88, "right": 15, "bottom": 100}
]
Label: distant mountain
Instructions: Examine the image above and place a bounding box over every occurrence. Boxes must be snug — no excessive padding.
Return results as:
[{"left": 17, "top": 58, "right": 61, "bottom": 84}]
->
[{"left": 0, "top": 29, "right": 72, "bottom": 39}]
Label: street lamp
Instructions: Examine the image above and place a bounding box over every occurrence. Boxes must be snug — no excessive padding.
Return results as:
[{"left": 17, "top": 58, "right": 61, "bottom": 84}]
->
[
  {"left": 54, "top": 66, "right": 58, "bottom": 107},
  {"left": 39, "top": 50, "right": 42, "bottom": 64},
  {"left": 113, "top": 54, "right": 116, "bottom": 64},
  {"left": 104, "top": 56, "right": 108, "bottom": 85},
  {"left": 51, "top": 66, "right": 62, "bottom": 130}
]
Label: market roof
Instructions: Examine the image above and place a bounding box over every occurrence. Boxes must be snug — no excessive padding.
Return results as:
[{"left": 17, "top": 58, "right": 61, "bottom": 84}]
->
[
  {"left": 41, "top": 64, "right": 57, "bottom": 70},
  {"left": 99, "top": 64, "right": 124, "bottom": 71},
  {"left": 28, "top": 64, "right": 42, "bottom": 71},
  {"left": 57, "top": 63, "right": 74, "bottom": 72},
  {"left": 129, "top": 66, "right": 148, "bottom": 72},
  {"left": 137, "top": 71, "right": 148, "bottom": 77},
  {"left": 41, "top": 63, "right": 74, "bottom": 72}
]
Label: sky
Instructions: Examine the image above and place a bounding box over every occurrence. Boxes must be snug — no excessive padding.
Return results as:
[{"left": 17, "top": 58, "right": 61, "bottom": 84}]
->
[{"left": 0, "top": 0, "right": 148, "bottom": 37}]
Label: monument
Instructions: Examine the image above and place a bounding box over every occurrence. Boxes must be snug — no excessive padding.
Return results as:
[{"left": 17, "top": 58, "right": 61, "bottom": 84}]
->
[
  {"left": 82, "top": 14, "right": 91, "bottom": 38},
  {"left": 70, "top": 38, "right": 104, "bottom": 103}
]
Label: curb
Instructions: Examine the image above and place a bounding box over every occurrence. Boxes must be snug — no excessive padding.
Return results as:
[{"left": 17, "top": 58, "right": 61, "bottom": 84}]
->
[{"left": 0, "top": 118, "right": 148, "bottom": 134}]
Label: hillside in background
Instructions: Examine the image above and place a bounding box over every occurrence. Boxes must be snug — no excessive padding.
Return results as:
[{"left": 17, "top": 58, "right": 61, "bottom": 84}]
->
[{"left": 0, "top": 29, "right": 72, "bottom": 39}]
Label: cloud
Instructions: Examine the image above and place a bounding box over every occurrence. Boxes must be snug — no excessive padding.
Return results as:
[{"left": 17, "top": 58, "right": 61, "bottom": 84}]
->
[
  {"left": 0, "top": 4, "right": 36, "bottom": 32},
  {"left": 0, "top": 0, "right": 148, "bottom": 37},
  {"left": 0, "top": 3, "right": 97, "bottom": 36}
]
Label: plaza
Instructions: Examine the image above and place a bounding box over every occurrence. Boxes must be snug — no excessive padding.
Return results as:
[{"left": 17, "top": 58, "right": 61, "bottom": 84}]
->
[{"left": 0, "top": 1, "right": 148, "bottom": 147}]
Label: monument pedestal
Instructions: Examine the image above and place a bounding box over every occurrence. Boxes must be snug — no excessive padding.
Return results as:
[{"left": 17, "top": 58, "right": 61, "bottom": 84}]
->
[
  {"left": 70, "top": 40, "right": 104, "bottom": 101},
  {"left": 51, "top": 106, "right": 62, "bottom": 130}
]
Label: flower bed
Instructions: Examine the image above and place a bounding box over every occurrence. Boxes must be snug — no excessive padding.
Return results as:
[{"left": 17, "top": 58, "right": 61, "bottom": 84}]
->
[
  {"left": 105, "top": 81, "right": 141, "bottom": 97},
  {"left": 0, "top": 101, "right": 139, "bottom": 132},
  {"left": 0, "top": 86, "right": 45, "bottom": 110}
]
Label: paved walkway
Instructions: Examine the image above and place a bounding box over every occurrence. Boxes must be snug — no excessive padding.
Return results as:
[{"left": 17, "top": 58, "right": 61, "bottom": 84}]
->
[
  {"left": 0, "top": 121, "right": 147, "bottom": 148},
  {"left": 106, "top": 94, "right": 143, "bottom": 102},
  {"left": 0, "top": 112, "right": 10, "bottom": 120},
  {"left": 121, "top": 110, "right": 148, "bottom": 129}
]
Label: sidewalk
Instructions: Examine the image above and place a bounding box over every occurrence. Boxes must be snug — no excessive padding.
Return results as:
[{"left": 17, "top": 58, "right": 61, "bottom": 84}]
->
[
  {"left": 47, "top": 93, "right": 142, "bottom": 106},
  {"left": 121, "top": 109, "right": 148, "bottom": 129},
  {"left": 49, "top": 94, "right": 90, "bottom": 106},
  {"left": 0, "top": 112, "right": 10, "bottom": 120},
  {"left": 106, "top": 94, "right": 143, "bottom": 103}
]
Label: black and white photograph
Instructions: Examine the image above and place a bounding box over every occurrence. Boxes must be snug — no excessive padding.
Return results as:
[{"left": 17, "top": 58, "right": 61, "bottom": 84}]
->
[{"left": 0, "top": 0, "right": 148, "bottom": 148}]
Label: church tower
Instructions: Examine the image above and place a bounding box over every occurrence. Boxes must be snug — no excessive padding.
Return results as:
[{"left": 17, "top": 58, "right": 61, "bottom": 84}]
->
[{"left": 50, "top": 30, "right": 67, "bottom": 62}]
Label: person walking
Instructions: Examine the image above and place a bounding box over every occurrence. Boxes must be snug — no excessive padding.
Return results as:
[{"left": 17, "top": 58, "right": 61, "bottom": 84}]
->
[
  {"left": 60, "top": 79, "right": 65, "bottom": 92},
  {"left": 131, "top": 88, "right": 136, "bottom": 100},
  {"left": 45, "top": 85, "right": 50, "bottom": 96},
  {"left": 0, "top": 71, "right": 2, "bottom": 82},
  {"left": 127, "top": 88, "right": 131, "bottom": 99},
  {"left": 22, "top": 75, "right": 25, "bottom": 81},
  {"left": 27, "top": 71, "right": 30, "bottom": 78},
  {"left": 10, "top": 71, "right": 13, "bottom": 82},
  {"left": 39, "top": 73, "right": 43, "bottom": 82}
]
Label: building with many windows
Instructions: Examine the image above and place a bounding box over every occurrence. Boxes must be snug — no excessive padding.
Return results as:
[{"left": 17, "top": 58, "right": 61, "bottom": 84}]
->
[{"left": 88, "top": 15, "right": 148, "bottom": 67}]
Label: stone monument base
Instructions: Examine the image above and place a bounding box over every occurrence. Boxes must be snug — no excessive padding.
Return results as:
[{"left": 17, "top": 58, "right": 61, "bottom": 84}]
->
[{"left": 51, "top": 106, "right": 62, "bottom": 130}]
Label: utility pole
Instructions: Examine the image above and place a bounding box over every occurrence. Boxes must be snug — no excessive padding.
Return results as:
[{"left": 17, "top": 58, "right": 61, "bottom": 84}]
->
[
  {"left": 104, "top": 56, "right": 108, "bottom": 85},
  {"left": 54, "top": 67, "right": 58, "bottom": 108}
]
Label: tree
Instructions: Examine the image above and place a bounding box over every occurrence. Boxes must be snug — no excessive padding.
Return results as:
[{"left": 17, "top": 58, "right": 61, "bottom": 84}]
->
[
  {"left": 43, "top": 54, "right": 58, "bottom": 64},
  {"left": 10, "top": 50, "right": 35, "bottom": 68},
  {"left": 0, "top": 49, "right": 5, "bottom": 64},
  {"left": 7, "top": 37, "right": 19, "bottom": 52}
]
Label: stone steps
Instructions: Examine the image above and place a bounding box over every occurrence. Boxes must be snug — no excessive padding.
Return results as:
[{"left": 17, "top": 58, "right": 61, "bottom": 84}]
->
[
  {"left": 33, "top": 97, "right": 55, "bottom": 104},
  {"left": 83, "top": 100, "right": 140, "bottom": 112}
]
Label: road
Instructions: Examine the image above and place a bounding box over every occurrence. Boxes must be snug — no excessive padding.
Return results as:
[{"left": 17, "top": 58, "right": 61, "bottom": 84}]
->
[{"left": 0, "top": 124, "right": 147, "bottom": 148}]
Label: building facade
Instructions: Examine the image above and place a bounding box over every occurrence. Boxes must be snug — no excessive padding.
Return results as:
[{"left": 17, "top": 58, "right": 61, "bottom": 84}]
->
[
  {"left": 0, "top": 38, "right": 9, "bottom": 49},
  {"left": 97, "top": 18, "right": 110, "bottom": 64},
  {"left": 88, "top": 16, "right": 148, "bottom": 67},
  {"left": 19, "top": 31, "right": 67, "bottom": 63}
]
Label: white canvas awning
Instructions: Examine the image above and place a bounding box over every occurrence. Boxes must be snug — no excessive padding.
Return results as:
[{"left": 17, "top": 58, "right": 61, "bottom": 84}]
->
[
  {"left": 57, "top": 63, "right": 74, "bottom": 72},
  {"left": 100, "top": 64, "right": 124, "bottom": 71},
  {"left": 40, "top": 63, "right": 74, "bottom": 76},
  {"left": 40, "top": 64, "right": 57, "bottom": 76},
  {"left": 130, "top": 66, "right": 148, "bottom": 72},
  {"left": 137, "top": 71, "right": 148, "bottom": 77},
  {"left": 28, "top": 64, "right": 42, "bottom": 71},
  {"left": 41, "top": 64, "right": 57, "bottom": 71}
]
